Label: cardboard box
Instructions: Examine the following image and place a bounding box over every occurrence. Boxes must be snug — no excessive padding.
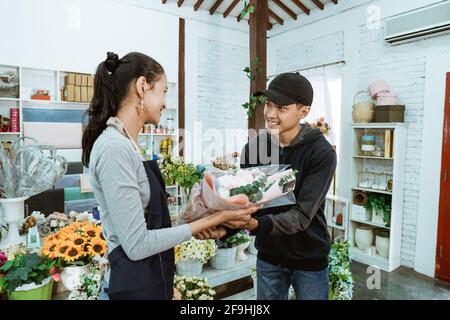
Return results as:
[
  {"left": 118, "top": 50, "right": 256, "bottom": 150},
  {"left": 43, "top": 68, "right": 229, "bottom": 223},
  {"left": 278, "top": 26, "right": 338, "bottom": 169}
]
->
[
  {"left": 87, "top": 87, "right": 94, "bottom": 102},
  {"left": 64, "top": 85, "right": 75, "bottom": 102},
  {"left": 87, "top": 76, "right": 94, "bottom": 87},
  {"left": 81, "top": 75, "right": 88, "bottom": 87},
  {"left": 74, "top": 85, "right": 81, "bottom": 102},
  {"left": 65, "top": 73, "right": 76, "bottom": 86},
  {"left": 81, "top": 86, "right": 88, "bottom": 102},
  {"left": 375, "top": 105, "right": 405, "bottom": 123},
  {"left": 75, "top": 74, "right": 82, "bottom": 86}
]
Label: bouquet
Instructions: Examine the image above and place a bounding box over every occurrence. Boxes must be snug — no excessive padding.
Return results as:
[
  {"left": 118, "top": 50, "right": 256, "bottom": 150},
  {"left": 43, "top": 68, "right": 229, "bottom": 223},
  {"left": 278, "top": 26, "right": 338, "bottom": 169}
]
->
[
  {"left": 173, "top": 276, "right": 215, "bottom": 300},
  {"left": 310, "top": 117, "right": 331, "bottom": 135},
  {"left": 176, "top": 165, "right": 297, "bottom": 224},
  {"left": 175, "top": 237, "right": 216, "bottom": 264},
  {"left": 37, "top": 212, "right": 71, "bottom": 238},
  {"left": 41, "top": 221, "right": 107, "bottom": 267},
  {"left": 160, "top": 156, "right": 205, "bottom": 195},
  {"left": 68, "top": 265, "right": 102, "bottom": 300}
]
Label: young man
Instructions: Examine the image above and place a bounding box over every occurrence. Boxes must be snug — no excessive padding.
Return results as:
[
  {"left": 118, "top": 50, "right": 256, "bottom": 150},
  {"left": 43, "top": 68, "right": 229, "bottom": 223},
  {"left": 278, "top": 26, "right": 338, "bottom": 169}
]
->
[{"left": 225, "top": 72, "right": 337, "bottom": 300}]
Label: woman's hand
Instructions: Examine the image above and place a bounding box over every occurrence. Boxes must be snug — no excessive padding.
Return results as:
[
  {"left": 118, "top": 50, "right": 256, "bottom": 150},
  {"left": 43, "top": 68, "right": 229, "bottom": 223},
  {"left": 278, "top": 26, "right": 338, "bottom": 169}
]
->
[
  {"left": 194, "top": 227, "right": 227, "bottom": 240},
  {"left": 215, "top": 205, "right": 260, "bottom": 224}
]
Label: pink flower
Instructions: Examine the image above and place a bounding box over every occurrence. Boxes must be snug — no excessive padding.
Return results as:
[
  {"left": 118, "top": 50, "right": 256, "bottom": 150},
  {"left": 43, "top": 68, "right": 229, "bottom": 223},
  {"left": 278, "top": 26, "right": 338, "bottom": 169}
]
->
[
  {"left": 0, "top": 251, "right": 7, "bottom": 267},
  {"left": 51, "top": 273, "right": 61, "bottom": 282},
  {"left": 319, "top": 116, "right": 325, "bottom": 121},
  {"left": 50, "top": 266, "right": 56, "bottom": 274}
]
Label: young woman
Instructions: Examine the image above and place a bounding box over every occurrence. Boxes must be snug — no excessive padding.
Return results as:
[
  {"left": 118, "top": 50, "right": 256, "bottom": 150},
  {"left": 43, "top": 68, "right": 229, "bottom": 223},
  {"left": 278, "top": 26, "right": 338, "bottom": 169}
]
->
[{"left": 82, "top": 52, "right": 257, "bottom": 300}]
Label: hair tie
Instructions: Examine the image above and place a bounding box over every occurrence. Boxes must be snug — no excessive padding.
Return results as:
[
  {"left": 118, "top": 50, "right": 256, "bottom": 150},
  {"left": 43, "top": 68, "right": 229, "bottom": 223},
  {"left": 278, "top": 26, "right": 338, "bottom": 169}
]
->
[{"left": 105, "top": 52, "right": 120, "bottom": 73}]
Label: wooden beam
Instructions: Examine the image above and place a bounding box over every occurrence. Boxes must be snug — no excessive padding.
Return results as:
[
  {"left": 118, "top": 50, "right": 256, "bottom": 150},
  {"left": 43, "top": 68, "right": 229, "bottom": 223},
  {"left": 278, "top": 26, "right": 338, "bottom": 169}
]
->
[
  {"left": 311, "top": 0, "right": 324, "bottom": 10},
  {"left": 177, "top": 0, "right": 184, "bottom": 7},
  {"left": 269, "top": 9, "right": 284, "bottom": 25},
  {"left": 267, "top": 21, "right": 273, "bottom": 30},
  {"left": 331, "top": 0, "right": 338, "bottom": 4},
  {"left": 272, "top": 0, "right": 297, "bottom": 20},
  {"left": 290, "top": 0, "right": 310, "bottom": 15},
  {"left": 194, "top": 0, "right": 204, "bottom": 11},
  {"left": 223, "top": 0, "right": 239, "bottom": 18},
  {"left": 162, "top": 0, "right": 167, "bottom": 3},
  {"left": 210, "top": 0, "right": 224, "bottom": 15},
  {"left": 178, "top": 18, "right": 185, "bottom": 157},
  {"left": 249, "top": 0, "right": 268, "bottom": 131}
]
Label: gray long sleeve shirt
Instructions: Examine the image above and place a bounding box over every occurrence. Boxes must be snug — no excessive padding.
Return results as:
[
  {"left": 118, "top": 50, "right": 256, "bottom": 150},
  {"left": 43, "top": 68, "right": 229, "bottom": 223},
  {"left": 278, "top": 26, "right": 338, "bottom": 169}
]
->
[{"left": 88, "top": 118, "right": 192, "bottom": 261}]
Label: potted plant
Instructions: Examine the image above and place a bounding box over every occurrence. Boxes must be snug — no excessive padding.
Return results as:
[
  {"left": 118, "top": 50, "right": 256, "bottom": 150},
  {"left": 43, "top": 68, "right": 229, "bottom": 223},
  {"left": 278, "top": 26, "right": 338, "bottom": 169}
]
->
[
  {"left": 210, "top": 231, "right": 250, "bottom": 270},
  {"left": 175, "top": 237, "right": 216, "bottom": 276},
  {"left": 328, "top": 239, "right": 354, "bottom": 300},
  {"left": 173, "top": 276, "right": 215, "bottom": 300},
  {"left": 233, "top": 230, "right": 252, "bottom": 261},
  {"left": 0, "top": 245, "right": 60, "bottom": 300},
  {"left": 41, "top": 221, "right": 107, "bottom": 292},
  {"left": 67, "top": 264, "right": 103, "bottom": 300},
  {"left": 364, "top": 194, "right": 391, "bottom": 227}
]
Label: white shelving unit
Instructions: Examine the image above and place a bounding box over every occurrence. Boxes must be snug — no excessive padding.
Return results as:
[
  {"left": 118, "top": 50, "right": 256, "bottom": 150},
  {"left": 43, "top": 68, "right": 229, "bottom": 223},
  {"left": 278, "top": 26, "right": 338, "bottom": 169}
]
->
[
  {"left": 349, "top": 123, "right": 406, "bottom": 272},
  {"left": 325, "top": 195, "right": 350, "bottom": 241}
]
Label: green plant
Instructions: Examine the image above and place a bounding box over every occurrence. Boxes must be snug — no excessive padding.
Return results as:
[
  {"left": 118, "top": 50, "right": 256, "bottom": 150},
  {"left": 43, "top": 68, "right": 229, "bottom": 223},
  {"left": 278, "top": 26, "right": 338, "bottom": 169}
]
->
[
  {"left": 328, "top": 239, "right": 353, "bottom": 300},
  {"left": 239, "top": 0, "right": 255, "bottom": 19},
  {"left": 175, "top": 238, "right": 216, "bottom": 264},
  {"left": 174, "top": 276, "right": 215, "bottom": 300},
  {"left": 364, "top": 194, "right": 391, "bottom": 227},
  {"left": 217, "top": 230, "right": 251, "bottom": 248},
  {"left": 0, "top": 249, "right": 57, "bottom": 295},
  {"left": 242, "top": 56, "right": 267, "bottom": 118}
]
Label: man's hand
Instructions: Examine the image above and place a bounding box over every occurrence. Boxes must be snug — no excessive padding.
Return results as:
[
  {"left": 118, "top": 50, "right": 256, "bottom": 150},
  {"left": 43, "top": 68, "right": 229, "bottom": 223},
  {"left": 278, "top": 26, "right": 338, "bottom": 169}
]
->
[
  {"left": 194, "top": 227, "right": 227, "bottom": 240},
  {"left": 222, "top": 218, "right": 258, "bottom": 231},
  {"left": 167, "top": 196, "right": 177, "bottom": 205}
]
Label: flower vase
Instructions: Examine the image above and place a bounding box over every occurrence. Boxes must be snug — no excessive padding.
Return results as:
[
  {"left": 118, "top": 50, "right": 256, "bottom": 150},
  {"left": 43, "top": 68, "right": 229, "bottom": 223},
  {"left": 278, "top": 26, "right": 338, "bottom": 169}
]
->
[
  {"left": 179, "top": 187, "right": 191, "bottom": 207},
  {"left": 61, "top": 265, "right": 91, "bottom": 292},
  {"left": 236, "top": 241, "right": 251, "bottom": 261},
  {"left": 8, "top": 277, "right": 53, "bottom": 300},
  {"left": 210, "top": 247, "right": 237, "bottom": 270},
  {"left": 176, "top": 260, "right": 203, "bottom": 276},
  {"left": 0, "top": 196, "right": 29, "bottom": 249},
  {"left": 247, "top": 236, "right": 258, "bottom": 255}
]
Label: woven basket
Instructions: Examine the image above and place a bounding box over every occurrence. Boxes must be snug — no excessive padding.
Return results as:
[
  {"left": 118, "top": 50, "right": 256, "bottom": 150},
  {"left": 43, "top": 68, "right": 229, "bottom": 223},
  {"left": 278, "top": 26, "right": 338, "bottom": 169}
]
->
[{"left": 352, "top": 91, "right": 375, "bottom": 123}]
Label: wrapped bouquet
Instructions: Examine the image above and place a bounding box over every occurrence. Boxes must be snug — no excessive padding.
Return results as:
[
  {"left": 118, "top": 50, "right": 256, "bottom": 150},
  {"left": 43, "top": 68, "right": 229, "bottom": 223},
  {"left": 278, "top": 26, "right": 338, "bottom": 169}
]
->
[{"left": 176, "top": 165, "right": 297, "bottom": 224}]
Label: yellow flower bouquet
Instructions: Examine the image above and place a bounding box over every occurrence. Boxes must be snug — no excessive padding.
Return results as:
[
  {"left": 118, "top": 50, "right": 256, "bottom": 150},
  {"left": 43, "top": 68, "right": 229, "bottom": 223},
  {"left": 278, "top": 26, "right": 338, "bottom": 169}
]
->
[{"left": 41, "top": 221, "right": 107, "bottom": 267}]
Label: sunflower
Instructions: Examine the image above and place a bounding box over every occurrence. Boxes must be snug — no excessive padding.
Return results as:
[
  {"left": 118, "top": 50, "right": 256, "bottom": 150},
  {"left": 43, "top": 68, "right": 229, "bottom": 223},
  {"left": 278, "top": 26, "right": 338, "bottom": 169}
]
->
[
  {"left": 63, "top": 245, "right": 83, "bottom": 262},
  {"left": 41, "top": 238, "right": 59, "bottom": 258},
  {"left": 82, "top": 224, "right": 99, "bottom": 238},
  {"left": 68, "top": 233, "right": 87, "bottom": 247},
  {"left": 89, "top": 238, "right": 107, "bottom": 256},
  {"left": 55, "top": 240, "right": 72, "bottom": 258}
]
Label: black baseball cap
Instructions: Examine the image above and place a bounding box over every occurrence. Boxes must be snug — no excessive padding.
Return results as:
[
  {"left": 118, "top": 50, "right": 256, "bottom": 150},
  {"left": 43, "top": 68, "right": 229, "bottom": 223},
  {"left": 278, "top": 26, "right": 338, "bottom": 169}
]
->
[{"left": 254, "top": 72, "right": 314, "bottom": 106}]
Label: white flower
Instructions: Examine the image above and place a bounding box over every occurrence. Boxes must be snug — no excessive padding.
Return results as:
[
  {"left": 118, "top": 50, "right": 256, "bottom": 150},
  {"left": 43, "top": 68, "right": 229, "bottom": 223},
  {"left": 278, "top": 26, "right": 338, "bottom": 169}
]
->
[
  {"left": 209, "top": 289, "right": 215, "bottom": 295},
  {"left": 50, "top": 220, "right": 58, "bottom": 228},
  {"left": 199, "top": 294, "right": 208, "bottom": 300},
  {"left": 59, "top": 221, "right": 66, "bottom": 227},
  {"left": 186, "top": 291, "right": 192, "bottom": 297}
]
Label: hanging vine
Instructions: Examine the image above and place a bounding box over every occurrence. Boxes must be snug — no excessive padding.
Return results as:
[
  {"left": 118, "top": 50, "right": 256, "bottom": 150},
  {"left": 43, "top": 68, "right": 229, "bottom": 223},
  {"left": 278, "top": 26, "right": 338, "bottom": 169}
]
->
[{"left": 242, "top": 57, "right": 266, "bottom": 118}]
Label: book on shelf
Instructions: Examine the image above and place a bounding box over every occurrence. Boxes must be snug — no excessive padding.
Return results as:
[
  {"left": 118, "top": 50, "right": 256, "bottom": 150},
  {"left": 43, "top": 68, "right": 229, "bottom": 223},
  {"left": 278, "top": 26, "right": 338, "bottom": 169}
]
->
[{"left": 384, "top": 129, "right": 394, "bottom": 158}]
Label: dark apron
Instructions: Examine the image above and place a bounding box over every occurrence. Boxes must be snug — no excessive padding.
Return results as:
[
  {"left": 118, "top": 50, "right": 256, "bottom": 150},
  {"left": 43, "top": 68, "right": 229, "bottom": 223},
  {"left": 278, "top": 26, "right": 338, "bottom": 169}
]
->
[{"left": 107, "top": 160, "right": 174, "bottom": 300}]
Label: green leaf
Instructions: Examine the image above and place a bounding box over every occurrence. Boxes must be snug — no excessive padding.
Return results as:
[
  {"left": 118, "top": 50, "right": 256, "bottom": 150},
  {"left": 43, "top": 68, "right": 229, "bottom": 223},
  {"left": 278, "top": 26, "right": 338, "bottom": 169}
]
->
[
  {"left": 243, "top": 67, "right": 251, "bottom": 73},
  {"left": 24, "top": 253, "right": 43, "bottom": 269},
  {"left": 257, "top": 66, "right": 263, "bottom": 73},
  {"left": 0, "top": 260, "right": 14, "bottom": 272},
  {"left": 258, "top": 96, "right": 266, "bottom": 104},
  {"left": 248, "top": 6, "right": 255, "bottom": 13},
  {"left": 253, "top": 56, "right": 260, "bottom": 65},
  {"left": 4, "top": 267, "right": 31, "bottom": 282}
]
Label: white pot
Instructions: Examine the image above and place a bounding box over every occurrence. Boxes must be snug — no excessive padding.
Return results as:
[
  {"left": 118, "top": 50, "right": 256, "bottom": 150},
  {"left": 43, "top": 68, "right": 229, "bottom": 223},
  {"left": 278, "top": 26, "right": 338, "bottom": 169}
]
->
[
  {"left": 354, "top": 226, "right": 374, "bottom": 250},
  {"left": 371, "top": 208, "right": 385, "bottom": 225},
  {"left": 236, "top": 241, "right": 251, "bottom": 261},
  {"left": 247, "top": 236, "right": 258, "bottom": 255},
  {"left": 376, "top": 234, "right": 390, "bottom": 258},
  {"left": 0, "top": 197, "right": 29, "bottom": 249},
  {"left": 176, "top": 259, "right": 203, "bottom": 276},
  {"left": 61, "top": 265, "right": 91, "bottom": 292},
  {"left": 210, "top": 247, "right": 237, "bottom": 270}
]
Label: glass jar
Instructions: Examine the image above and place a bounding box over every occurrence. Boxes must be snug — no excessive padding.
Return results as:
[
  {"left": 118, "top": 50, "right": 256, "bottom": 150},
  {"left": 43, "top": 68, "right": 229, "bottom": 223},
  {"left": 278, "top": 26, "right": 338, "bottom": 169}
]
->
[
  {"left": 358, "top": 171, "right": 374, "bottom": 188},
  {"left": 361, "top": 133, "right": 376, "bottom": 156},
  {"left": 167, "top": 118, "right": 174, "bottom": 134},
  {"left": 371, "top": 172, "right": 380, "bottom": 190},
  {"left": 386, "top": 174, "right": 393, "bottom": 192},
  {"left": 374, "top": 133, "right": 385, "bottom": 157},
  {"left": 377, "top": 172, "right": 388, "bottom": 190}
]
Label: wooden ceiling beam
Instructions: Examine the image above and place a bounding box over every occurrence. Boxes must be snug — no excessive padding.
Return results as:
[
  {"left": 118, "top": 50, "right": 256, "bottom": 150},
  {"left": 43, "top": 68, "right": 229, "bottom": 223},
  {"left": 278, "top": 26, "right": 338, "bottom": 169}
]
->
[
  {"left": 223, "top": 0, "right": 240, "bottom": 18},
  {"left": 331, "top": 0, "right": 338, "bottom": 4},
  {"left": 194, "top": 0, "right": 204, "bottom": 11},
  {"left": 269, "top": 9, "right": 284, "bottom": 25},
  {"left": 290, "top": 0, "right": 310, "bottom": 15},
  {"left": 311, "top": 0, "right": 324, "bottom": 10},
  {"left": 177, "top": 0, "right": 184, "bottom": 7},
  {"left": 210, "top": 0, "right": 224, "bottom": 15},
  {"left": 237, "top": 3, "right": 250, "bottom": 22},
  {"left": 272, "top": 0, "right": 297, "bottom": 20},
  {"left": 162, "top": 0, "right": 167, "bottom": 3}
]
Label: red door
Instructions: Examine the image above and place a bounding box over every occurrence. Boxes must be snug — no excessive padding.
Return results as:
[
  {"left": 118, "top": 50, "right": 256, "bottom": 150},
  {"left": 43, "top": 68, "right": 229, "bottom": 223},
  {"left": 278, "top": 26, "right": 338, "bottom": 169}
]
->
[{"left": 436, "top": 72, "right": 450, "bottom": 282}]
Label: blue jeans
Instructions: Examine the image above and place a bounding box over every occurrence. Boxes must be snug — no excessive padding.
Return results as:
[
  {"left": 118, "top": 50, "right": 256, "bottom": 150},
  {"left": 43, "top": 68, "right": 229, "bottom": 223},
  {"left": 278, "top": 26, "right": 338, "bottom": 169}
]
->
[{"left": 256, "top": 258, "right": 329, "bottom": 300}]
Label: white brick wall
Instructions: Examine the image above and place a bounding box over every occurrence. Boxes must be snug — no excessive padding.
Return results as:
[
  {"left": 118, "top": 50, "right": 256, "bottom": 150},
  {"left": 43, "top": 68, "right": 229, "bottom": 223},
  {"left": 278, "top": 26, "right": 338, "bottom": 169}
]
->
[
  {"left": 358, "top": 25, "right": 450, "bottom": 267},
  {"left": 275, "top": 31, "right": 344, "bottom": 73},
  {"left": 197, "top": 38, "right": 249, "bottom": 162}
]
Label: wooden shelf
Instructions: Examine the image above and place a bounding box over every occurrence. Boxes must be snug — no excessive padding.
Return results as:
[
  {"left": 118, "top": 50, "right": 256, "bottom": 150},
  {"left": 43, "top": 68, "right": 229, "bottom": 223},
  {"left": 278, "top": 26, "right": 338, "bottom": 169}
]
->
[
  {"left": 350, "top": 218, "right": 390, "bottom": 230},
  {"left": 327, "top": 223, "right": 346, "bottom": 231},
  {"left": 353, "top": 155, "right": 393, "bottom": 160},
  {"left": 351, "top": 247, "right": 389, "bottom": 270},
  {"left": 0, "top": 97, "right": 19, "bottom": 102},
  {"left": 352, "top": 187, "right": 392, "bottom": 195},
  {"left": 352, "top": 123, "right": 406, "bottom": 129}
]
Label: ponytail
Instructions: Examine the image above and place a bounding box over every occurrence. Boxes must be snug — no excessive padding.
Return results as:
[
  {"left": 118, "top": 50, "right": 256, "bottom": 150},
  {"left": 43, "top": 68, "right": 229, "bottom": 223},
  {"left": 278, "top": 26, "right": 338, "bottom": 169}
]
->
[{"left": 82, "top": 52, "right": 165, "bottom": 167}]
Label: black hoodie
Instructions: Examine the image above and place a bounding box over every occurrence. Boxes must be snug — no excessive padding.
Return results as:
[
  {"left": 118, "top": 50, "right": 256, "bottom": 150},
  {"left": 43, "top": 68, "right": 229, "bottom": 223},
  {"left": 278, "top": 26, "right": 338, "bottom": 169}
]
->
[{"left": 240, "top": 124, "right": 337, "bottom": 271}]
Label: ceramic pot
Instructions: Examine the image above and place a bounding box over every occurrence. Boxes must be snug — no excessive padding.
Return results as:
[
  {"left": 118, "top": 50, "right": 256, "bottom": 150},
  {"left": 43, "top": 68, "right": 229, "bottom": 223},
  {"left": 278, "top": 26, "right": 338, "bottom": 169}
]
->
[
  {"left": 247, "top": 236, "right": 258, "bottom": 255},
  {"left": 176, "top": 259, "right": 203, "bottom": 276},
  {"left": 8, "top": 277, "right": 53, "bottom": 300},
  {"left": 210, "top": 247, "right": 237, "bottom": 270},
  {"left": 236, "top": 241, "right": 251, "bottom": 261},
  {"left": 354, "top": 226, "right": 374, "bottom": 250},
  {"left": 376, "top": 232, "right": 390, "bottom": 258},
  {"left": 60, "top": 265, "right": 90, "bottom": 292}
]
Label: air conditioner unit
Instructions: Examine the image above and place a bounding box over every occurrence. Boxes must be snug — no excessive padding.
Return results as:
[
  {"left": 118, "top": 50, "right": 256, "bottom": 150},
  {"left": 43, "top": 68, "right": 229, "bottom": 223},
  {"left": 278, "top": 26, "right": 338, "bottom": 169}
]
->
[{"left": 385, "top": 1, "right": 450, "bottom": 45}]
